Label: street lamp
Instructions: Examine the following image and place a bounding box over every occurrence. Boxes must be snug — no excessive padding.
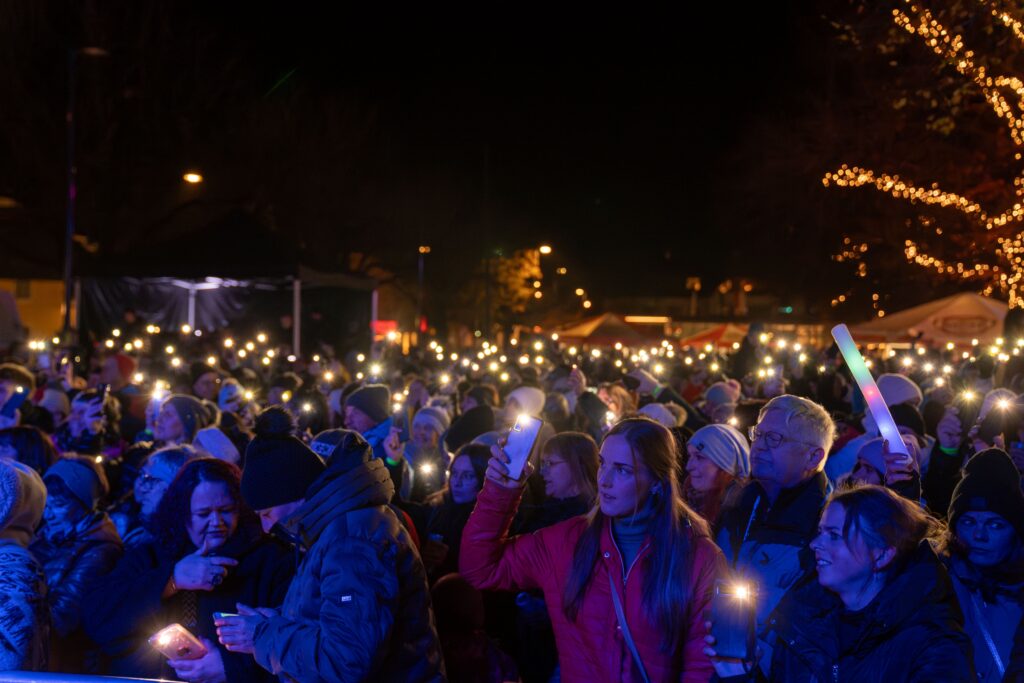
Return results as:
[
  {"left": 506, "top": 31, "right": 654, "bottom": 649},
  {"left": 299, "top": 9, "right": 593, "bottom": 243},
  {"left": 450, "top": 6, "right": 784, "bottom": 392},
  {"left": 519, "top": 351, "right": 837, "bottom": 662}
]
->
[
  {"left": 417, "top": 246, "right": 431, "bottom": 336},
  {"left": 182, "top": 172, "right": 204, "bottom": 184},
  {"left": 63, "top": 45, "right": 110, "bottom": 343},
  {"left": 539, "top": 245, "right": 552, "bottom": 255}
]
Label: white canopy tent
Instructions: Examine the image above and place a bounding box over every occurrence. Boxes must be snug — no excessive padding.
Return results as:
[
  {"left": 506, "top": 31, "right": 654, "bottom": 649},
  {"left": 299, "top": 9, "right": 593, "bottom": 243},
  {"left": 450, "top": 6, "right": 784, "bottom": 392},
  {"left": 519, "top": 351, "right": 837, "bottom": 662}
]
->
[{"left": 850, "top": 292, "right": 1008, "bottom": 345}]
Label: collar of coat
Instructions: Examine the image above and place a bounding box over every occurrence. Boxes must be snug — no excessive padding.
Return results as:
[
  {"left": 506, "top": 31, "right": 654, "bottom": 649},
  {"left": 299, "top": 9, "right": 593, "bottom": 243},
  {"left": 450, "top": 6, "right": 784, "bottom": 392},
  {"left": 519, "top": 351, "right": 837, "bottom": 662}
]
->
[
  {"left": 40, "top": 510, "right": 120, "bottom": 548},
  {"left": 768, "top": 541, "right": 960, "bottom": 668},
  {"left": 279, "top": 457, "right": 395, "bottom": 549},
  {"left": 736, "top": 471, "right": 828, "bottom": 542},
  {"left": 947, "top": 552, "right": 1024, "bottom": 604}
]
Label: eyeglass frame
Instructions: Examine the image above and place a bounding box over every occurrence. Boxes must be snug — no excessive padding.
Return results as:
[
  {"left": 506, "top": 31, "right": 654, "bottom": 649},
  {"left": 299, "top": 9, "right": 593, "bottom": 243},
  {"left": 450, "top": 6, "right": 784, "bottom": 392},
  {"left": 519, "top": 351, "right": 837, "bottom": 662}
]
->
[
  {"left": 136, "top": 472, "right": 171, "bottom": 490},
  {"left": 748, "top": 425, "right": 821, "bottom": 450},
  {"left": 539, "top": 458, "right": 567, "bottom": 472}
]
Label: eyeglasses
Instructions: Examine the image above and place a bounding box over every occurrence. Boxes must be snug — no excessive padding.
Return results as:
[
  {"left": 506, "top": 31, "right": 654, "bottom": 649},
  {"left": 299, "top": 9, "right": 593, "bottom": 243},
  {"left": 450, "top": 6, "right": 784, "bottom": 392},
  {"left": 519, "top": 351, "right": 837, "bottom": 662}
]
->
[
  {"left": 748, "top": 426, "right": 818, "bottom": 450},
  {"left": 137, "top": 472, "right": 169, "bottom": 489},
  {"left": 539, "top": 459, "right": 566, "bottom": 472}
]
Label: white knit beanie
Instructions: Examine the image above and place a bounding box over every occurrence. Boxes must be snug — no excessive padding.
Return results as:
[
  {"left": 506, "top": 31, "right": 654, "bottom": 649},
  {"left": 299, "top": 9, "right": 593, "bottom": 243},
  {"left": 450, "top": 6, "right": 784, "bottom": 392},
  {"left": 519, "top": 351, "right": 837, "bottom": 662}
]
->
[{"left": 687, "top": 424, "right": 751, "bottom": 478}]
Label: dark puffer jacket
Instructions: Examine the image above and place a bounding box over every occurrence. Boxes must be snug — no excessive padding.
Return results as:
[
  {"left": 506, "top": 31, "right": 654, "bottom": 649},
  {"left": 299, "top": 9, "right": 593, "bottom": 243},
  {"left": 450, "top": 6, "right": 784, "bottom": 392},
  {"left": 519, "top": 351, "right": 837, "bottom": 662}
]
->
[
  {"left": 30, "top": 511, "right": 122, "bottom": 670},
  {"left": 251, "top": 455, "right": 444, "bottom": 682},
  {"left": 943, "top": 553, "right": 1024, "bottom": 682},
  {"left": 753, "top": 543, "right": 974, "bottom": 683},
  {"left": 716, "top": 472, "right": 828, "bottom": 673},
  {"left": 402, "top": 492, "right": 476, "bottom": 582}
]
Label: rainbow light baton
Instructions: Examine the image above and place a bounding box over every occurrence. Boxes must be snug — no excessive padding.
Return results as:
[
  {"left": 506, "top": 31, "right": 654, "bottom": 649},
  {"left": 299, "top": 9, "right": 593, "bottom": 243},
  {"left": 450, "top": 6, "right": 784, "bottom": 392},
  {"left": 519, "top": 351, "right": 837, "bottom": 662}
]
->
[{"left": 831, "top": 324, "right": 910, "bottom": 458}]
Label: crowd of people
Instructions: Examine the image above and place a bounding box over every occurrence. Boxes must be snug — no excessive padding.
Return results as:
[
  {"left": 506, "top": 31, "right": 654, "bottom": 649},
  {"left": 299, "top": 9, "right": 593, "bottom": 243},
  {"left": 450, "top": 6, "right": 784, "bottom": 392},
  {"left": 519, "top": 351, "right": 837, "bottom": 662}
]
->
[{"left": 0, "top": 318, "right": 1022, "bottom": 682}]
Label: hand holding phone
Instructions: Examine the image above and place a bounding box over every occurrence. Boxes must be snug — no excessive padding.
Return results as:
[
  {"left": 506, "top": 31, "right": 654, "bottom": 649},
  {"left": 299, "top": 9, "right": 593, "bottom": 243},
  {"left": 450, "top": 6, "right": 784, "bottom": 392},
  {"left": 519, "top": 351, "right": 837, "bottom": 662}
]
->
[
  {"left": 568, "top": 365, "right": 586, "bottom": 396},
  {"left": 936, "top": 406, "right": 963, "bottom": 451},
  {"left": 149, "top": 623, "right": 208, "bottom": 660},
  {"left": 384, "top": 426, "right": 404, "bottom": 462},
  {"left": 485, "top": 418, "right": 542, "bottom": 491},
  {"left": 0, "top": 387, "right": 28, "bottom": 419},
  {"left": 215, "top": 603, "right": 276, "bottom": 655}
]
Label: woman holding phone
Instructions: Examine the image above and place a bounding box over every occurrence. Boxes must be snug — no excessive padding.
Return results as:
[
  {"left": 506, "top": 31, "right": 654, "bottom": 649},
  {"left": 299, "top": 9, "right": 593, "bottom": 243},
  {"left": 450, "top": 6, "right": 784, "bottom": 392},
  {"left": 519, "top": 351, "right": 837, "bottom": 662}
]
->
[
  {"left": 83, "top": 458, "right": 293, "bottom": 682},
  {"left": 705, "top": 485, "right": 973, "bottom": 682},
  {"left": 460, "top": 416, "right": 723, "bottom": 682}
]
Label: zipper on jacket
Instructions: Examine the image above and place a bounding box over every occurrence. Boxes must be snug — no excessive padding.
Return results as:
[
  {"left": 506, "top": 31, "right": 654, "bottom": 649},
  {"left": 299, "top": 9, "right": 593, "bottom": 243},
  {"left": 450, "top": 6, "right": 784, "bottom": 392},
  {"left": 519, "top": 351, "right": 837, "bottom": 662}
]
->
[
  {"left": 608, "top": 532, "right": 650, "bottom": 583},
  {"left": 832, "top": 663, "right": 839, "bottom": 682}
]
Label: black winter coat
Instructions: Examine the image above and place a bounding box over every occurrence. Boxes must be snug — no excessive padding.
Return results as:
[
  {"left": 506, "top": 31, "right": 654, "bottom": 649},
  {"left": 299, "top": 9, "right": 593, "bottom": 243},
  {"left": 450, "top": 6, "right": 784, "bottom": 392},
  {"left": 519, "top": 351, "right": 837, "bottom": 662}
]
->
[
  {"left": 30, "top": 512, "right": 123, "bottom": 671},
  {"left": 403, "top": 491, "right": 475, "bottom": 581},
  {"left": 82, "top": 524, "right": 294, "bottom": 681},
  {"left": 755, "top": 543, "right": 975, "bottom": 683},
  {"left": 251, "top": 456, "right": 445, "bottom": 682}
]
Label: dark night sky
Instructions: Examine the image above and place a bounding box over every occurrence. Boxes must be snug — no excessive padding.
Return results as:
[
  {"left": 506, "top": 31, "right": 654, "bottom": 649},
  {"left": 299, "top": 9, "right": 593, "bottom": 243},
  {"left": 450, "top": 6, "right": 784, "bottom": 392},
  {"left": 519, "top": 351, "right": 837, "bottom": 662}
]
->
[
  {"left": 1, "top": 3, "right": 826, "bottom": 302},
  {"left": 242, "top": 4, "right": 816, "bottom": 295}
]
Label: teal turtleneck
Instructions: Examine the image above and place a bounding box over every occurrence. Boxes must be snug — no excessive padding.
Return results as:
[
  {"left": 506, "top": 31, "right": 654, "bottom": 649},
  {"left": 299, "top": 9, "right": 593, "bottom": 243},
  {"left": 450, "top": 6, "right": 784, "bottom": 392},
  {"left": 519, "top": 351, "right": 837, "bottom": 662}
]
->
[{"left": 611, "top": 494, "right": 658, "bottom": 574}]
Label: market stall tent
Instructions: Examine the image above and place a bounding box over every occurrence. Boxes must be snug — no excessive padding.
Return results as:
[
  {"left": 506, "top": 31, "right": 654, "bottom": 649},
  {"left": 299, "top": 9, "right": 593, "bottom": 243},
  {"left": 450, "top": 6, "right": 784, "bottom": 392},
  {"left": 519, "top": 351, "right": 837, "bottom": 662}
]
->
[
  {"left": 676, "top": 323, "right": 749, "bottom": 349},
  {"left": 850, "top": 292, "right": 1008, "bottom": 345},
  {"left": 552, "top": 313, "right": 653, "bottom": 346}
]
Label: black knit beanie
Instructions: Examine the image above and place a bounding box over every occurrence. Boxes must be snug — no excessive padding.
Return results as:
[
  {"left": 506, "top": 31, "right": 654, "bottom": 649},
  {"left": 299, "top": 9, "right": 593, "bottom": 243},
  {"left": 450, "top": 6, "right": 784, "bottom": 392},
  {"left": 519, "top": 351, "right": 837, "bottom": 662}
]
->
[
  {"left": 890, "top": 403, "right": 925, "bottom": 441},
  {"left": 445, "top": 404, "right": 495, "bottom": 452},
  {"left": 344, "top": 384, "right": 390, "bottom": 425},
  {"left": 949, "top": 448, "right": 1024, "bottom": 540},
  {"left": 309, "top": 428, "right": 373, "bottom": 474},
  {"left": 241, "top": 409, "right": 326, "bottom": 510}
]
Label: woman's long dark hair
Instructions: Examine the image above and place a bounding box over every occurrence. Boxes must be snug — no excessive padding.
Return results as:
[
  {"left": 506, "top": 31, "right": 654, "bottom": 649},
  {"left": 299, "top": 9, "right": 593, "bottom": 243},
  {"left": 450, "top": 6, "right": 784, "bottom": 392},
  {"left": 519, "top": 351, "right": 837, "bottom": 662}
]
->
[
  {"left": 153, "top": 457, "right": 255, "bottom": 556},
  {"left": 561, "top": 417, "right": 710, "bottom": 651}
]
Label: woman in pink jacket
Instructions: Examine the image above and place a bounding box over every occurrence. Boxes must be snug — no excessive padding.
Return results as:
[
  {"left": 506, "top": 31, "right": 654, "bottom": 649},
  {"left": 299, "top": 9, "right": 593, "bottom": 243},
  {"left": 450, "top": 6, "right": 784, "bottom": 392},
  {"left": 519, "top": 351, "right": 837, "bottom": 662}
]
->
[{"left": 460, "top": 416, "right": 723, "bottom": 683}]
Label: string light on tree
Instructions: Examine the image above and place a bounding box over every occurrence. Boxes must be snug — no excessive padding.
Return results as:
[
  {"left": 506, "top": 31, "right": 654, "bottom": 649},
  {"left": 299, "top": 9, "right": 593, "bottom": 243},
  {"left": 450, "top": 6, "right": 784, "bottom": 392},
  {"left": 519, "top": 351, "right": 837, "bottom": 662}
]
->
[{"left": 823, "top": 1, "right": 1024, "bottom": 306}]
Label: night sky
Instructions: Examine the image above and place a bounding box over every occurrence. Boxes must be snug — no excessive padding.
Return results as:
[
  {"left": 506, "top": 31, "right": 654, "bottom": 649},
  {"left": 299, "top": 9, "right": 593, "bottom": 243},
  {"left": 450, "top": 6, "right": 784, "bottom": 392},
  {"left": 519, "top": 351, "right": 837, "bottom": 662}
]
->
[{"left": 0, "top": 3, "right": 833, "bottom": 304}]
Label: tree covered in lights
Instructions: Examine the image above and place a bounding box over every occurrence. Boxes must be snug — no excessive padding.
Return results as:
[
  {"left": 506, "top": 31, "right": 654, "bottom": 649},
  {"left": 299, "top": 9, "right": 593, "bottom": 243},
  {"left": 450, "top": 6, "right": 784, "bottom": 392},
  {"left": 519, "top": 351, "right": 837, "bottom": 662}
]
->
[
  {"left": 450, "top": 248, "right": 543, "bottom": 334},
  {"left": 823, "top": 0, "right": 1024, "bottom": 309}
]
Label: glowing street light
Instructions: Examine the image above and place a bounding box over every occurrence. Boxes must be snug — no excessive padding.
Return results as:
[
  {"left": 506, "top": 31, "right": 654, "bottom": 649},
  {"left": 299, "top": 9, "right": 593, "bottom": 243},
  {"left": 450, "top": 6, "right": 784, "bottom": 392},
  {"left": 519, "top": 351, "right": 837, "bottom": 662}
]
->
[
  {"left": 539, "top": 245, "right": 552, "bottom": 255},
  {"left": 183, "top": 172, "right": 203, "bottom": 184}
]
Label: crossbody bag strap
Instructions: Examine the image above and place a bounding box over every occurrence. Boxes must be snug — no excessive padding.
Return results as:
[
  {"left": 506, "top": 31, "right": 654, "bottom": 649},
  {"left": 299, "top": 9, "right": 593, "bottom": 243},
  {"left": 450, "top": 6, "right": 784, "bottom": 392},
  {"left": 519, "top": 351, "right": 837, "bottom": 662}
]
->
[
  {"left": 608, "top": 571, "right": 652, "bottom": 683},
  {"left": 732, "top": 494, "right": 761, "bottom": 565},
  {"left": 968, "top": 591, "right": 1006, "bottom": 678}
]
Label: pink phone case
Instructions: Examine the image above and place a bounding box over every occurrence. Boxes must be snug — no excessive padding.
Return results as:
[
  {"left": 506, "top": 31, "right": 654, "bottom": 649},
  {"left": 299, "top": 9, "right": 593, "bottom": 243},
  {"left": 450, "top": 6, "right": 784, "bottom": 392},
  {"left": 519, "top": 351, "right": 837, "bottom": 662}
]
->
[{"left": 149, "top": 623, "right": 208, "bottom": 660}]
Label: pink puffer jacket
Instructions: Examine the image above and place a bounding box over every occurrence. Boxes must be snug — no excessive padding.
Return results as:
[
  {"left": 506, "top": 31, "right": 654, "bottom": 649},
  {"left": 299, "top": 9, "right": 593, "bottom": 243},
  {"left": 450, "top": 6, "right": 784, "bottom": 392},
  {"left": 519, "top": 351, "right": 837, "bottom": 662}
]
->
[{"left": 460, "top": 480, "right": 723, "bottom": 683}]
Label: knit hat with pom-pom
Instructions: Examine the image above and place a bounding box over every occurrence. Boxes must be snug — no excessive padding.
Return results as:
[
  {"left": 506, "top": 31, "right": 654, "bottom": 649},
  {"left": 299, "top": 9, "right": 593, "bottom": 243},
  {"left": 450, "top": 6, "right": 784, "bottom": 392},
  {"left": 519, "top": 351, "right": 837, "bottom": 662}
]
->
[{"left": 241, "top": 407, "right": 325, "bottom": 510}]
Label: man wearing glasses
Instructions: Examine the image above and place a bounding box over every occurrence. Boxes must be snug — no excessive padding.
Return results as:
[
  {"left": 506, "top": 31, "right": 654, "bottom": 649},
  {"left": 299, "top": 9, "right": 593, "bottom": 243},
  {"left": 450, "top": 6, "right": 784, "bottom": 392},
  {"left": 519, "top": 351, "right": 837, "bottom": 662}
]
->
[{"left": 716, "top": 394, "right": 835, "bottom": 674}]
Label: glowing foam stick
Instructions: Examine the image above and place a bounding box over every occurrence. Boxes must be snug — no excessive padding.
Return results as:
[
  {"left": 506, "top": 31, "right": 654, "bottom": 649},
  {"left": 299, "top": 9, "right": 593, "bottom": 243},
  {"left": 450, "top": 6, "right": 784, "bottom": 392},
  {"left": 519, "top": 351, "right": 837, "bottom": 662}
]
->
[{"left": 831, "top": 324, "right": 909, "bottom": 457}]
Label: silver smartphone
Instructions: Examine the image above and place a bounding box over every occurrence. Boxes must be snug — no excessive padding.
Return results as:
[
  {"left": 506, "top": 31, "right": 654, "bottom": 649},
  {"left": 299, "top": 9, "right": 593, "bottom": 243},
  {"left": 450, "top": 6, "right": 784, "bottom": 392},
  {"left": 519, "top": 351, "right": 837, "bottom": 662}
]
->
[{"left": 505, "top": 414, "right": 543, "bottom": 480}]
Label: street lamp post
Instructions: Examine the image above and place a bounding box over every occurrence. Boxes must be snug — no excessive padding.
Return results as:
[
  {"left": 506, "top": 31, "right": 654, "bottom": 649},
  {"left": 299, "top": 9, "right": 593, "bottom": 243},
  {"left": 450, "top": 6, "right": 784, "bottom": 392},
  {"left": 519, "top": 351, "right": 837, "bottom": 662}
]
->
[
  {"left": 417, "top": 246, "right": 430, "bottom": 336},
  {"left": 63, "top": 46, "right": 108, "bottom": 343}
]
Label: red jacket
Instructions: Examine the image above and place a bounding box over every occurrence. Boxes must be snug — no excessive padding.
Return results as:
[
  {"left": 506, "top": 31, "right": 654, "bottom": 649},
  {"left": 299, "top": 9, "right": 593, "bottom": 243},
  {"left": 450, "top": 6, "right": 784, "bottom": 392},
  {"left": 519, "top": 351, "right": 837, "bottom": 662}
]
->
[{"left": 460, "top": 480, "right": 723, "bottom": 683}]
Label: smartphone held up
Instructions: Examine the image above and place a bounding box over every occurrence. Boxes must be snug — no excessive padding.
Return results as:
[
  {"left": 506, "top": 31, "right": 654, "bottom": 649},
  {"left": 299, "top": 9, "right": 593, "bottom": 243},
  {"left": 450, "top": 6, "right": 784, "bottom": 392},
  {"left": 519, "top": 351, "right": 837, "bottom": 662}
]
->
[
  {"left": 504, "top": 414, "right": 543, "bottom": 481},
  {"left": 709, "top": 579, "right": 757, "bottom": 661}
]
